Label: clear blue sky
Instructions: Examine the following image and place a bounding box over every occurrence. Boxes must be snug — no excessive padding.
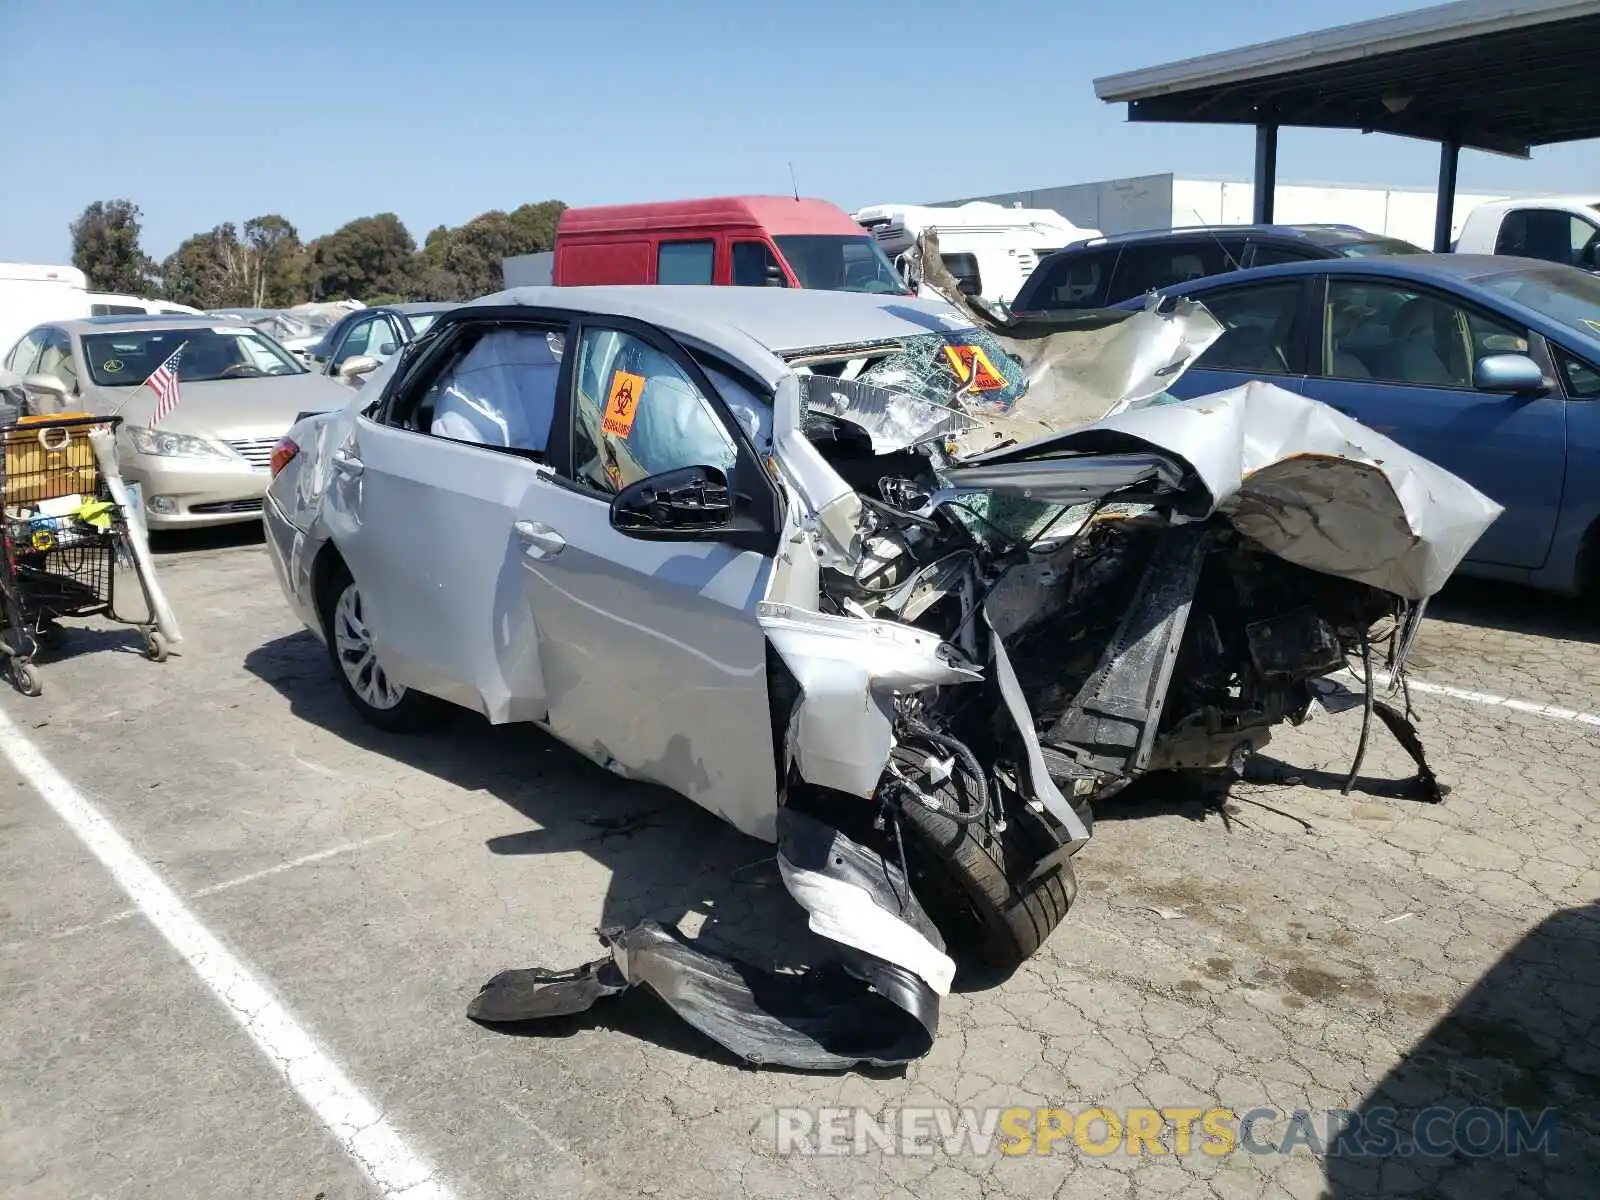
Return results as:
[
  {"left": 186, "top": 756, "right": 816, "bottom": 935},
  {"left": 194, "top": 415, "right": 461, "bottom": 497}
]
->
[{"left": 1, "top": 0, "right": 1593, "bottom": 263}]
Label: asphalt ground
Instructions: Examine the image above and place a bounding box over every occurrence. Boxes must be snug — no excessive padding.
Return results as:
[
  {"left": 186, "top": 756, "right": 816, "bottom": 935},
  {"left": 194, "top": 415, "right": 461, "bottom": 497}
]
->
[{"left": 2, "top": 525, "right": 1596, "bottom": 1200}]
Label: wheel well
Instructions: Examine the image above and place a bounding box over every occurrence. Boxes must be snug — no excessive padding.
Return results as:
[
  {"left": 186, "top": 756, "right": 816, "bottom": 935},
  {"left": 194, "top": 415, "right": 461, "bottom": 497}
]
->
[
  {"left": 1579, "top": 518, "right": 1600, "bottom": 597},
  {"left": 311, "top": 542, "right": 349, "bottom": 620}
]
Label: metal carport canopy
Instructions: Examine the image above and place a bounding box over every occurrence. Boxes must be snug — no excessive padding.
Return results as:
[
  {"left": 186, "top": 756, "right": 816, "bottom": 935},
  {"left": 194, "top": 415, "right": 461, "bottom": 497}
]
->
[{"left": 1092, "top": 0, "right": 1600, "bottom": 248}]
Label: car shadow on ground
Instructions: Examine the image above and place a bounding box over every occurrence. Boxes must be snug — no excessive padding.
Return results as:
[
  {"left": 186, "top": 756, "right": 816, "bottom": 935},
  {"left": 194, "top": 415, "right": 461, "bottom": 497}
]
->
[
  {"left": 1426, "top": 576, "right": 1599, "bottom": 644},
  {"left": 243, "top": 629, "right": 862, "bottom": 1068},
  {"left": 1322, "top": 901, "right": 1600, "bottom": 1198},
  {"left": 149, "top": 522, "right": 266, "bottom": 556}
]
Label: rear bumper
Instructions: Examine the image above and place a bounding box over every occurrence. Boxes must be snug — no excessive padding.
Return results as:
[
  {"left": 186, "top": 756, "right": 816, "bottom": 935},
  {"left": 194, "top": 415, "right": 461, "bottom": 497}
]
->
[{"left": 263, "top": 491, "right": 324, "bottom": 640}]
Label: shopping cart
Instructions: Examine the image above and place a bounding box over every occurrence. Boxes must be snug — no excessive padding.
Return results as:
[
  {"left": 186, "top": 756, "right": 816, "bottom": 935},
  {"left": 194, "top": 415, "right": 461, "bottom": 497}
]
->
[{"left": 0, "top": 414, "right": 169, "bottom": 696}]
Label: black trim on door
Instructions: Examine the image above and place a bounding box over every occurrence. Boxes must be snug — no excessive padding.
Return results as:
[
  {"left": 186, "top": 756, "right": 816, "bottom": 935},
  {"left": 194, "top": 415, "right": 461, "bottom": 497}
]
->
[
  {"left": 369, "top": 309, "right": 576, "bottom": 467},
  {"left": 373, "top": 303, "right": 783, "bottom": 556}
]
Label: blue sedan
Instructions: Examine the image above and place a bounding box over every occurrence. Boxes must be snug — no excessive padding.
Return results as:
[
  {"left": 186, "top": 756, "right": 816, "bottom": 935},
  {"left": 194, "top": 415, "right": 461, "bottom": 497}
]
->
[{"left": 1121, "top": 255, "right": 1600, "bottom": 595}]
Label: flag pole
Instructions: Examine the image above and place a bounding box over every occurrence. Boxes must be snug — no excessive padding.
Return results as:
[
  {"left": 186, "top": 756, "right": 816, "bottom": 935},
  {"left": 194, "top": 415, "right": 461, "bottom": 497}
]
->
[{"left": 109, "top": 339, "right": 187, "bottom": 421}]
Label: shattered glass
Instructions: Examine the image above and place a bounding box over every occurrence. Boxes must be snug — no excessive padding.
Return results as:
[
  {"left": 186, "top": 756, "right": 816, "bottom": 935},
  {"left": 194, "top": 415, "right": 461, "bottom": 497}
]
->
[{"left": 852, "top": 329, "right": 1029, "bottom": 416}]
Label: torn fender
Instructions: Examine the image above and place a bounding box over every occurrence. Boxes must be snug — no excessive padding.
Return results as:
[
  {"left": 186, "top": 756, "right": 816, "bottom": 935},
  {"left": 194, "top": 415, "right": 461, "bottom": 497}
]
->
[
  {"left": 757, "top": 600, "right": 981, "bottom": 799},
  {"left": 468, "top": 809, "right": 948, "bottom": 1070}
]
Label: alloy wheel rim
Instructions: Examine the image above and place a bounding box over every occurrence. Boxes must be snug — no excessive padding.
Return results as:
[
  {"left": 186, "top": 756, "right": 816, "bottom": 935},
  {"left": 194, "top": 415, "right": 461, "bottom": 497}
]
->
[{"left": 332, "top": 583, "right": 404, "bottom": 710}]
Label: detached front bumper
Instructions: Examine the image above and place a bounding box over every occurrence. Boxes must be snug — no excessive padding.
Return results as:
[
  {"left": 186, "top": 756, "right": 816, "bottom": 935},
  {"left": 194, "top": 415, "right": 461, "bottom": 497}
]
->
[{"left": 121, "top": 454, "right": 270, "bottom": 528}]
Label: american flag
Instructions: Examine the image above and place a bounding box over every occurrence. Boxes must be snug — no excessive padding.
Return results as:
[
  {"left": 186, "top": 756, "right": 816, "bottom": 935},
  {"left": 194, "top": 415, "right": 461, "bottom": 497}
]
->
[{"left": 143, "top": 342, "right": 186, "bottom": 424}]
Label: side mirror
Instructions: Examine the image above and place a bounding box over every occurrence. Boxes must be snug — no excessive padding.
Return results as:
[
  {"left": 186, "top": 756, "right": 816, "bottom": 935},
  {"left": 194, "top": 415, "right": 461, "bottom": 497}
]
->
[
  {"left": 337, "top": 355, "right": 381, "bottom": 381},
  {"left": 21, "top": 374, "right": 70, "bottom": 404},
  {"left": 609, "top": 465, "right": 734, "bottom": 539},
  {"left": 1473, "top": 353, "right": 1546, "bottom": 394}
]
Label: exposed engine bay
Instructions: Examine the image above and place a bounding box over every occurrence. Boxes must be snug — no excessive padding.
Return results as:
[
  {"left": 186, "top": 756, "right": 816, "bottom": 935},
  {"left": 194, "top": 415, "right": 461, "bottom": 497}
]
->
[{"left": 800, "top": 389, "right": 1435, "bottom": 827}]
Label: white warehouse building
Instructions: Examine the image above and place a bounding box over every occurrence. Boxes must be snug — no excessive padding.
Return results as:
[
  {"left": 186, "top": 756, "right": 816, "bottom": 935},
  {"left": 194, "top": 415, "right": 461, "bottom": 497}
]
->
[{"left": 931, "top": 172, "right": 1514, "bottom": 249}]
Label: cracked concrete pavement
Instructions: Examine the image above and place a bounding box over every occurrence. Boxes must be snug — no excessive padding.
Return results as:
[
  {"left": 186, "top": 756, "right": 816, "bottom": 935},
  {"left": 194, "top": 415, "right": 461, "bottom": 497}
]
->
[{"left": 1, "top": 534, "right": 1596, "bottom": 1199}]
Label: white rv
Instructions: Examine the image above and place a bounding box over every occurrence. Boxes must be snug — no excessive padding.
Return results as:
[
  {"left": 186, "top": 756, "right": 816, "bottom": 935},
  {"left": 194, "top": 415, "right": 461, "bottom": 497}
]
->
[
  {"left": 88, "top": 292, "right": 204, "bottom": 317},
  {"left": 851, "top": 202, "right": 1098, "bottom": 305},
  {"left": 0, "top": 264, "right": 91, "bottom": 360}
]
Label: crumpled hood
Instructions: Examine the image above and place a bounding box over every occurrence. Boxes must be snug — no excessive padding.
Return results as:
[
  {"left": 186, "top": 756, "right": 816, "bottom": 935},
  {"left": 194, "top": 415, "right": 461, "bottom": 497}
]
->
[
  {"left": 910, "top": 228, "right": 1226, "bottom": 446},
  {"left": 946, "top": 380, "right": 1504, "bottom": 600},
  {"left": 798, "top": 295, "right": 1225, "bottom": 460}
]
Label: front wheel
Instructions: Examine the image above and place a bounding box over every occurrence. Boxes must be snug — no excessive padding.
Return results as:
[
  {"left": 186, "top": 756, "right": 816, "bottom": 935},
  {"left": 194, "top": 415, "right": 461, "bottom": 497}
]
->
[
  {"left": 891, "top": 742, "right": 1078, "bottom": 971},
  {"left": 319, "top": 562, "right": 446, "bottom": 733}
]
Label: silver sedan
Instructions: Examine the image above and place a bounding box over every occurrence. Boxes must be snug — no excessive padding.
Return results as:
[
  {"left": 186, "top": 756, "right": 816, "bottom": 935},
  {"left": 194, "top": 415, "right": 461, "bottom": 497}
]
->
[{"left": 259, "top": 284, "right": 1496, "bottom": 1069}]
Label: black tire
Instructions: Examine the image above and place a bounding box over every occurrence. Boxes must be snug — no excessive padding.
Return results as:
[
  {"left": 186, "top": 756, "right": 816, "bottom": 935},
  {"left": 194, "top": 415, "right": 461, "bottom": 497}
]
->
[
  {"left": 890, "top": 742, "right": 1078, "bottom": 970},
  {"left": 318, "top": 561, "right": 447, "bottom": 733}
]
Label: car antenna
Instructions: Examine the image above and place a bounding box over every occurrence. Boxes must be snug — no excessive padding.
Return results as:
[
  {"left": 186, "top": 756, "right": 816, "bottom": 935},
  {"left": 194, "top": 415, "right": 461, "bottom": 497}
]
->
[
  {"left": 788, "top": 161, "right": 800, "bottom": 202},
  {"left": 1190, "top": 209, "right": 1244, "bottom": 272}
]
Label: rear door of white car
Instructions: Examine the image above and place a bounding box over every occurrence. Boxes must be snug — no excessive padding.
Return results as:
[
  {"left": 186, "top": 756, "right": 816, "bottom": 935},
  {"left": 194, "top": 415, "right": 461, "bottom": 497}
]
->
[{"left": 322, "top": 312, "right": 573, "bottom": 721}]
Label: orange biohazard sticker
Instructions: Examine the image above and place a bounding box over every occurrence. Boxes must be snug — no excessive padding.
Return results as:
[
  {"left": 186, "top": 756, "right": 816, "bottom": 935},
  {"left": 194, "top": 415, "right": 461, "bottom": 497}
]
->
[
  {"left": 602, "top": 370, "right": 645, "bottom": 437},
  {"left": 941, "top": 344, "right": 1007, "bottom": 392}
]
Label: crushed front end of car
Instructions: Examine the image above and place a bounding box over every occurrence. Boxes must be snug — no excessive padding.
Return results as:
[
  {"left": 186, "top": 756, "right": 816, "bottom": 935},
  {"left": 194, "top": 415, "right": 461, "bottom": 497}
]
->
[{"left": 470, "top": 269, "right": 1502, "bottom": 1070}]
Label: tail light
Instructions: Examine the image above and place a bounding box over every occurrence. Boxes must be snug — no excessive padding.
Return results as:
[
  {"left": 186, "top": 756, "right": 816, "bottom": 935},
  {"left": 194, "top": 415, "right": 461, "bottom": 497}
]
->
[{"left": 269, "top": 436, "right": 300, "bottom": 478}]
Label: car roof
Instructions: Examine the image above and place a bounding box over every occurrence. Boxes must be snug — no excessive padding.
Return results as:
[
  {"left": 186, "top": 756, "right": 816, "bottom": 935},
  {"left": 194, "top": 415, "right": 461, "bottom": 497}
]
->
[
  {"left": 392, "top": 301, "right": 454, "bottom": 314},
  {"left": 1061, "top": 223, "right": 1389, "bottom": 250},
  {"left": 56, "top": 314, "right": 239, "bottom": 335},
  {"left": 1114, "top": 253, "right": 1600, "bottom": 347},
  {"left": 469, "top": 286, "right": 976, "bottom": 383},
  {"left": 1120, "top": 252, "right": 1561, "bottom": 290}
]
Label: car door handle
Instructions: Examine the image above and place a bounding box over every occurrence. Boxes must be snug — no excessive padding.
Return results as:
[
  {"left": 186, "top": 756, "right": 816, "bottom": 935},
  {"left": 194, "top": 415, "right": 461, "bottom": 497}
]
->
[
  {"left": 514, "top": 519, "right": 566, "bottom": 558},
  {"left": 331, "top": 449, "right": 364, "bottom": 477}
]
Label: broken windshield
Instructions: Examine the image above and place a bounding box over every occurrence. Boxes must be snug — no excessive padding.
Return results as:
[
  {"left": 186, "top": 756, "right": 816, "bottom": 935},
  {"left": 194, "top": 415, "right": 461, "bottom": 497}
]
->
[{"left": 850, "top": 329, "right": 1028, "bottom": 413}]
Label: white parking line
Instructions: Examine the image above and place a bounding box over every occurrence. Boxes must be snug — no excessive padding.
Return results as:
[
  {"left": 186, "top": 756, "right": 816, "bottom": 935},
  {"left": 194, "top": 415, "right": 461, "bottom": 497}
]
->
[
  {"left": 1403, "top": 676, "right": 1600, "bottom": 729},
  {"left": 0, "top": 705, "right": 456, "bottom": 1200}
]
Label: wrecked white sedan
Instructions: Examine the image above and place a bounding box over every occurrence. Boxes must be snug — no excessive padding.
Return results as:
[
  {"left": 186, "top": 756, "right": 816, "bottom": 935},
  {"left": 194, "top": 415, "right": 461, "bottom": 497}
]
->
[{"left": 262, "top": 284, "right": 1499, "bottom": 1069}]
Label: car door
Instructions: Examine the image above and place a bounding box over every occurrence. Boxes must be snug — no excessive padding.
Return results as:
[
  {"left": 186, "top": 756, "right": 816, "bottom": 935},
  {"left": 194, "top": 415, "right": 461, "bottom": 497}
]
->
[
  {"left": 5, "top": 327, "right": 47, "bottom": 375},
  {"left": 327, "top": 313, "right": 401, "bottom": 376},
  {"left": 322, "top": 313, "right": 573, "bottom": 721},
  {"left": 517, "top": 317, "right": 785, "bottom": 840},
  {"left": 35, "top": 328, "right": 81, "bottom": 399},
  {"left": 1157, "top": 276, "right": 1314, "bottom": 401},
  {"left": 1494, "top": 208, "right": 1600, "bottom": 270},
  {"left": 1298, "top": 274, "right": 1566, "bottom": 570}
]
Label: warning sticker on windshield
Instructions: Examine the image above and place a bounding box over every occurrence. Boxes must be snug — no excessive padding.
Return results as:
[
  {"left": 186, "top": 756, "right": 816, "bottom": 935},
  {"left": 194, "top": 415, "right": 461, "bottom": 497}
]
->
[
  {"left": 602, "top": 371, "right": 644, "bottom": 437},
  {"left": 941, "top": 344, "right": 1007, "bottom": 392}
]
